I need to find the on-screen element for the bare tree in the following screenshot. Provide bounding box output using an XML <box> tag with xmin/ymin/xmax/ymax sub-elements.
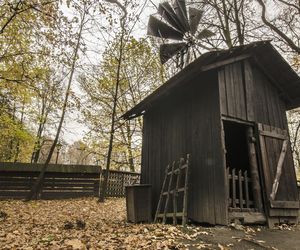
<box><xmin>256</xmin><ymin>0</ymin><xmax>300</xmax><ymax>54</ymax></box>
<box><xmin>99</xmin><ymin>0</ymin><xmax>127</xmax><ymax>202</ymax></box>
<box><xmin>26</xmin><ymin>3</ymin><xmax>87</xmax><ymax>200</ymax></box>
<box><xmin>192</xmin><ymin>0</ymin><xmax>259</xmax><ymax>49</ymax></box>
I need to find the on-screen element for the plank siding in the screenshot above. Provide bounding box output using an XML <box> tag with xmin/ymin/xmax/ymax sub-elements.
<box><xmin>244</xmin><ymin>61</ymin><xmax>255</xmax><ymax>121</ymax></box>
<box><xmin>258</xmin><ymin>124</ymin><xmax>299</xmax><ymax>220</ymax></box>
<box><xmin>218</xmin><ymin>59</ymin><xmax>298</xmax><ymax>221</ymax></box>
<box><xmin>252</xmin><ymin>67</ymin><xmax>287</xmax><ymax>129</ymax></box>
<box><xmin>218</xmin><ymin>60</ymin><xmax>287</xmax><ymax>129</ymax></box>
<box><xmin>140</xmin><ymin>57</ymin><xmax>298</xmax><ymax>226</ymax></box>
<box><xmin>141</xmin><ymin>72</ymin><xmax>227</xmax><ymax>225</ymax></box>
<box><xmin>219</xmin><ymin>62</ymin><xmax>247</xmax><ymax>120</ymax></box>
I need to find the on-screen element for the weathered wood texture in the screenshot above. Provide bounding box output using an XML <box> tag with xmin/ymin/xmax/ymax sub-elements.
<box><xmin>154</xmin><ymin>155</ymin><xmax>190</xmax><ymax>226</ymax></box>
<box><xmin>125</xmin><ymin>184</ymin><xmax>152</xmax><ymax>223</ymax></box>
<box><xmin>219</xmin><ymin>60</ymin><xmax>299</xmax><ymax>222</ymax></box>
<box><xmin>141</xmin><ymin>71</ymin><xmax>227</xmax><ymax>225</ymax></box>
<box><xmin>218</xmin><ymin>60</ymin><xmax>287</xmax><ymax>129</ymax></box>
<box><xmin>227</xmin><ymin>168</ymin><xmax>254</xmax><ymax>212</ymax></box>
<box><xmin>0</xmin><ymin>163</ymin><xmax>140</xmax><ymax>199</ymax></box>
<box><xmin>298</xmin><ymin>182</ymin><xmax>300</xmax><ymax>218</ymax></box>
<box><xmin>247</xmin><ymin>127</ymin><xmax>263</xmax><ymax>212</ymax></box>
<box><xmin>123</xmin><ymin>42</ymin><xmax>300</xmax><ymax>120</ymax></box>
<box><xmin>257</xmin><ymin>124</ymin><xmax>299</xmax><ymax>219</ymax></box>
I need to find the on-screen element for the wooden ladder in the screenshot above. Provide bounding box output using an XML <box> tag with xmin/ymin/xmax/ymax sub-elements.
<box><xmin>154</xmin><ymin>154</ymin><xmax>190</xmax><ymax>226</ymax></box>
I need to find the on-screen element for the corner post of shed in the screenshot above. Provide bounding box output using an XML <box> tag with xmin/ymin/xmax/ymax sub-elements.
<box><xmin>246</xmin><ymin>126</ymin><xmax>263</xmax><ymax>212</ymax></box>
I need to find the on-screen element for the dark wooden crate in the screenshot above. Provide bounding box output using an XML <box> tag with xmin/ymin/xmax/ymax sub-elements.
<box><xmin>125</xmin><ymin>184</ymin><xmax>152</xmax><ymax>223</ymax></box>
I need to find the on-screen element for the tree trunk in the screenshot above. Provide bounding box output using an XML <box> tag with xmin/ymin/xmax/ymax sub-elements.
<box><xmin>99</xmin><ymin>26</ymin><xmax>125</xmax><ymax>202</ymax></box>
<box><xmin>14</xmin><ymin>98</ymin><xmax>25</xmax><ymax>162</ymax></box>
<box><xmin>31</xmin><ymin>98</ymin><xmax>47</xmax><ymax>163</ymax></box>
<box><xmin>25</xmin><ymin>8</ymin><xmax>86</xmax><ymax>201</ymax></box>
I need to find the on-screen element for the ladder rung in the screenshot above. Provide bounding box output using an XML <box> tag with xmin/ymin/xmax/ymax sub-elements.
<box><xmin>156</xmin><ymin>212</ymin><xmax>184</xmax><ymax>218</ymax></box>
<box><xmin>167</xmin><ymin>164</ymin><xmax>188</xmax><ymax>175</ymax></box>
<box><xmin>162</xmin><ymin>188</ymin><xmax>185</xmax><ymax>195</ymax></box>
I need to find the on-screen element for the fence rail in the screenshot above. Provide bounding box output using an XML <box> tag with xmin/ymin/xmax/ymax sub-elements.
<box><xmin>0</xmin><ymin>162</ymin><xmax>140</xmax><ymax>200</ymax></box>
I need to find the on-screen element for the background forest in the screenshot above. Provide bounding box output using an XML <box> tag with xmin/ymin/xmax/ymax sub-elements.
<box><xmin>0</xmin><ymin>0</ymin><xmax>300</xmax><ymax>177</ymax></box>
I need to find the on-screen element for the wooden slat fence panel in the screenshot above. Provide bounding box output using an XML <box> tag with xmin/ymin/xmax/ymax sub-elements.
<box><xmin>0</xmin><ymin>163</ymin><xmax>140</xmax><ymax>200</ymax></box>
<box><xmin>102</xmin><ymin>170</ymin><xmax>140</xmax><ymax>197</ymax></box>
<box><xmin>227</xmin><ymin>168</ymin><xmax>255</xmax><ymax>212</ymax></box>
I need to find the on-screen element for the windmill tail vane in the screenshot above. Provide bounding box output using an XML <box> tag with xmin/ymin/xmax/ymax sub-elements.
<box><xmin>147</xmin><ymin>0</ymin><xmax>214</xmax><ymax>69</ymax></box>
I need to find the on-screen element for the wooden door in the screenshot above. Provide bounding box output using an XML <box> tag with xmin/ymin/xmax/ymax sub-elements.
<box><xmin>257</xmin><ymin>124</ymin><xmax>299</xmax><ymax>224</ymax></box>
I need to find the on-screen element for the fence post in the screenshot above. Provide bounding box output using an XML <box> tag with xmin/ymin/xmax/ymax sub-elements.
<box><xmin>98</xmin><ymin>167</ymin><xmax>103</xmax><ymax>198</ymax></box>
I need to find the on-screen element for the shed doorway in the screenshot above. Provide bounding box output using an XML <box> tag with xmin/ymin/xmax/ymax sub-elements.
<box><xmin>223</xmin><ymin>120</ymin><xmax>256</xmax><ymax>212</ymax></box>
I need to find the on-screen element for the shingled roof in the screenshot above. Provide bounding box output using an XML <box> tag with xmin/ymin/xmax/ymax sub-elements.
<box><xmin>122</xmin><ymin>41</ymin><xmax>300</xmax><ymax>120</ymax></box>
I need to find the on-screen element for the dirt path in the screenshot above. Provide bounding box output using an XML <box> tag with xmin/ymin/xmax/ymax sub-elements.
<box><xmin>180</xmin><ymin>225</ymin><xmax>300</xmax><ymax>249</ymax></box>
<box><xmin>0</xmin><ymin>198</ymin><xmax>299</xmax><ymax>249</ymax></box>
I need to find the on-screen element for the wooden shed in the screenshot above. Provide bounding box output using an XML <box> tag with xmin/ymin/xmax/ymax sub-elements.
<box><xmin>123</xmin><ymin>41</ymin><xmax>300</xmax><ymax>226</ymax></box>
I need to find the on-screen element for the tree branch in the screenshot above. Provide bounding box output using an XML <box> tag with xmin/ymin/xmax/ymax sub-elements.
<box><xmin>0</xmin><ymin>0</ymin><xmax>58</xmax><ymax>34</ymax></box>
<box><xmin>275</xmin><ymin>0</ymin><xmax>300</xmax><ymax>13</ymax></box>
<box><xmin>104</xmin><ymin>0</ymin><xmax>127</xmax><ymax>21</ymax></box>
<box><xmin>256</xmin><ymin>0</ymin><xmax>300</xmax><ymax>54</ymax></box>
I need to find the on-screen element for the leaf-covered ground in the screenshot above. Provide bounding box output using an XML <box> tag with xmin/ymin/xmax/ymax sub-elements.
<box><xmin>0</xmin><ymin>198</ymin><xmax>299</xmax><ymax>249</ymax></box>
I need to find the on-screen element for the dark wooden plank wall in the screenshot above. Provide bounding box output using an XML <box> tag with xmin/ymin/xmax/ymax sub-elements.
<box><xmin>141</xmin><ymin>71</ymin><xmax>227</xmax><ymax>225</ymax></box>
<box><xmin>218</xmin><ymin>62</ymin><xmax>295</xmax><ymax>145</ymax></box>
<box><xmin>252</xmin><ymin>65</ymin><xmax>287</xmax><ymax>130</ymax></box>
<box><xmin>218</xmin><ymin>60</ymin><xmax>299</xmax><ymax>217</ymax></box>
<box><xmin>219</xmin><ymin>62</ymin><xmax>249</xmax><ymax>121</ymax></box>
<box><xmin>218</xmin><ymin>60</ymin><xmax>287</xmax><ymax>129</ymax></box>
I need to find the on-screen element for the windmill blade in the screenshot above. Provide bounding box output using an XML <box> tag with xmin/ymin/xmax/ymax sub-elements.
<box><xmin>197</xmin><ymin>29</ymin><xmax>215</xmax><ymax>40</ymax></box>
<box><xmin>189</xmin><ymin>7</ymin><xmax>203</xmax><ymax>35</ymax></box>
<box><xmin>147</xmin><ymin>15</ymin><xmax>184</xmax><ymax>40</ymax></box>
<box><xmin>158</xmin><ymin>2</ymin><xmax>186</xmax><ymax>33</ymax></box>
<box><xmin>173</xmin><ymin>0</ymin><xmax>190</xmax><ymax>32</ymax></box>
<box><xmin>160</xmin><ymin>42</ymin><xmax>186</xmax><ymax>64</ymax></box>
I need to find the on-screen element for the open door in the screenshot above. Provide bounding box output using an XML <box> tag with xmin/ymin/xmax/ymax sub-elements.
<box><xmin>223</xmin><ymin>120</ymin><xmax>265</xmax><ymax>224</ymax></box>
<box><xmin>257</xmin><ymin>123</ymin><xmax>299</xmax><ymax>226</ymax></box>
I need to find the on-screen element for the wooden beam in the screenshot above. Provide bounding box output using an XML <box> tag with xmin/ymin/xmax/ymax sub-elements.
<box><xmin>221</xmin><ymin>116</ymin><xmax>253</xmax><ymax>126</ymax></box>
<box><xmin>259</xmin><ymin>130</ymin><xmax>288</xmax><ymax>140</ymax></box>
<box><xmin>244</xmin><ymin>170</ymin><xmax>250</xmax><ymax>208</ymax></box>
<box><xmin>270</xmin><ymin>200</ymin><xmax>300</xmax><ymax>209</ymax></box>
<box><xmin>238</xmin><ymin>170</ymin><xmax>244</xmax><ymax>209</ymax></box>
<box><xmin>232</xmin><ymin>168</ymin><xmax>236</xmax><ymax>208</ymax></box>
<box><xmin>270</xmin><ymin>140</ymin><xmax>288</xmax><ymax>200</ymax></box>
<box><xmin>229</xmin><ymin>211</ymin><xmax>266</xmax><ymax>224</ymax></box>
<box><xmin>246</xmin><ymin>127</ymin><xmax>264</xmax><ymax>212</ymax></box>
<box><xmin>201</xmin><ymin>54</ymin><xmax>251</xmax><ymax>72</ymax></box>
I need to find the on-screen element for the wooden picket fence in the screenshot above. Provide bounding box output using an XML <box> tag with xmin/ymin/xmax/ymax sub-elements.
<box><xmin>0</xmin><ymin>162</ymin><xmax>140</xmax><ymax>200</ymax></box>
<box><xmin>227</xmin><ymin>168</ymin><xmax>255</xmax><ymax>211</ymax></box>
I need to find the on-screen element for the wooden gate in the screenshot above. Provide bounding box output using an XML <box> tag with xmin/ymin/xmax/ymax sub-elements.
<box><xmin>257</xmin><ymin>124</ymin><xmax>299</xmax><ymax>226</ymax></box>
